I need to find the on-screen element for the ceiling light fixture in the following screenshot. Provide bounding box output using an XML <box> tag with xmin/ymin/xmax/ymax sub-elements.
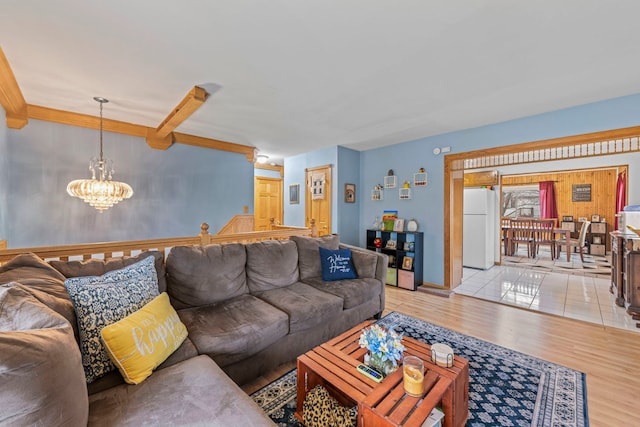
<box><xmin>67</xmin><ymin>97</ymin><xmax>133</xmax><ymax>212</ymax></box>
<box><xmin>256</xmin><ymin>154</ymin><xmax>269</xmax><ymax>164</ymax></box>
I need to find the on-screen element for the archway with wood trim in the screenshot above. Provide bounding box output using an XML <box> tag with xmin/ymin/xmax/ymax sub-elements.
<box><xmin>444</xmin><ymin>125</ymin><xmax>640</xmax><ymax>290</ymax></box>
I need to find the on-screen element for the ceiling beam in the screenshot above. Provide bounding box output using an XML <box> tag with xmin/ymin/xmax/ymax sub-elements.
<box><xmin>27</xmin><ymin>104</ymin><xmax>257</xmax><ymax>161</ymax></box>
<box><xmin>146</xmin><ymin>85</ymin><xmax>208</xmax><ymax>150</ymax></box>
<box><xmin>0</xmin><ymin>47</ymin><xmax>28</xmax><ymax>129</ymax></box>
<box><xmin>174</xmin><ymin>131</ymin><xmax>257</xmax><ymax>162</ymax></box>
<box><xmin>28</xmin><ymin>104</ymin><xmax>148</xmax><ymax>137</ymax></box>
<box><xmin>3</xmin><ymin>47</ymin><xmax>252</xmax><ymax>159</ymax></box>
<box><xmin>156</xmin><ymin>86</ymin><xmax>208</xmax><ymax>139</ymax></box>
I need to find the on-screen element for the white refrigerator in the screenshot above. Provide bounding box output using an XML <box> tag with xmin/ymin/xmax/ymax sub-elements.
<box><xmin>463</xmin><ymin>188</ymin><xmax>496</xmax><ymax>269</ymax></box>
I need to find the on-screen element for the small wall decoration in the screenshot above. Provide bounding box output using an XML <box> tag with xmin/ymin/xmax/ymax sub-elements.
<box><xmin>289</xmin><ymin>184</ymin><xmax>300</xmax><ymax>204</ymax></box>
<box><xmin>562</xmin><ymin>215</ymin><xmax>574</xmax><ymax>222</ymax></box>
<box><xmin>384</xmin><ymin>175</ymin><xmax>397</xmax><ymax>189</ymax></box>
<box><xmin>402</xmin><ymin>256</ymin><xmax>413</xmax><ymax>271</ymax></box>
<box><xmin>572</xmin><ymin>184</ymin><xmax>592</xmax><ymax>202</ymax></box>
<box><xmin>310</xmin><ymin>172</ymin><xmax>325</xmax><ymax>200</ymax></box>
<box><xmin>393</xmin><ymin>218</ymin><xmax>405</xmax><ymax>232</ymax></box>
<box><xmin>591</xmin><ymin>214</ymin><xmax>600</xmax><ymax>222</ymax></box>
<box><xmin>344</xmin><ymin>183</ymin><xmax>356</xmax><ymax>203</ymax></box>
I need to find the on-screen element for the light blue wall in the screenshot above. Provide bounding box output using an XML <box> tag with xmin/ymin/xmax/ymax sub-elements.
<box><xmin>0</xmin><ymin>109</ymin><xmax>7</xmax><ymax>241</ymax></box>
<box><xmin>359</xmin><ymin>93</ymin><xmax>640</xmax><ymax>286</ymax></box>
<box><xmin>360</xmin><ymin>141</ymin><xmax>445</xmax><ymax>284</ymax></box>
<box><xmin>337</xmin><ymin>146</ymin><xmax>361</xmax><ymax>245</ymax></box>
<box><xmin>283</xmin><ymin>146</ymin><xmax>338</xmax><ymax>229</ymax></box>
<box><xmin>5</xmin><ymin>119</ymin><xmax>254</xmax><ymax>247</ymax></box>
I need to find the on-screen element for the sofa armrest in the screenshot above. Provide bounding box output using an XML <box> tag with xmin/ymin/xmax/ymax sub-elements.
<box><xmin>339</xmin><ymin>243</ymin><xmax>387</xmax><ymax>312</ymax></box>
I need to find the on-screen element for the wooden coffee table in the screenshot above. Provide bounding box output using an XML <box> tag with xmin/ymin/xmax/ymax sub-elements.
<box><xmin>295</xmin><ymin>321</ymin><xmax>469</xmax><ymax>427</ymax></box>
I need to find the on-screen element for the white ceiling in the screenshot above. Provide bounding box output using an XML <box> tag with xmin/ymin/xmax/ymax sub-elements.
<box><xmin>3</xmin><ymin>1</ymin><xmax>640</xmax><ymax>162</ymax></box>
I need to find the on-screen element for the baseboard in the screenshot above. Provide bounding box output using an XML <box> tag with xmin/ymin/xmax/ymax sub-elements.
<box><xmin>416</xmin><ymin>285</ymin><xmax>453</xmax><ymax>298</ymax></box>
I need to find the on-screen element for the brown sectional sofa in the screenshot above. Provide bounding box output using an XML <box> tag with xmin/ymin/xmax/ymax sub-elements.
<box><xmin>0</xmin><ymin>235</ymin><xmax>387</xmax><ymax>425</ymax></box>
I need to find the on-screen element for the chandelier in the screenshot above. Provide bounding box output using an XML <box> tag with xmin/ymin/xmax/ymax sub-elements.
<box><xmin>67</xmin><ymin>97</ymin><xmax>133</xmax><ymax>212</ymax></box>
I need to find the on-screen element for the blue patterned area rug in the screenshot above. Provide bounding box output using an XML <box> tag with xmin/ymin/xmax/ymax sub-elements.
<box><xmin>251</xmin><ymin>311</ymin><xmax>588</xmax><ymax>427</ymax></box>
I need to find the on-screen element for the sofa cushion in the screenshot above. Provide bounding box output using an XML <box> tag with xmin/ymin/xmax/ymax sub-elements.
<box><xmin>101</xmin><ymin>292</ymin><xmax>189</xmax><ymax>384</ymax></box>
<box><xmin>246</xmin><ymin>240</ymin><xmax>299</xmax><ymax>292</ymax></box>
<box><xmin>64</xmin><ymin>255</ymin><xmax>160</xmax><ymax>383</ymax></box>
<box><xmin>303</xmin><ymin>276</ymin><xmax>383</xmax><ymax>309</ymax></box>
<box><xmin>86</xmin><ymin>337</ymin><xmax>199</xmax><ymax>396</ymax></box>
<box><xmin>88</xmin><ymin>355</ymin><xmax>276</xmax><ymax>426</ymax></box>
<box><xmin>290</xmin><ymin>235</ymin><xmax>340</xmax><ymax>280</ymax></box>
<box><xmin>0</xmin><ymin>283</ymin><xmax>88</xmax><ymax>426</ymax></box>
<box><xmin>0</xmin><ymin>252</ymin><xmax>76</xmax><ymax>329</ymax></box>
<box><xmin>50</xmin><ymin>250</ymin><xmax>167</xmax><ymax>293</ymax></box>
<box><xmin>253</xmin><ymin>282</ymin><xmax>344</xmax><ymax>333</ymax></box>
<box><xmin>349</xmin><ymin>248</ymin><xmax>378</xmax><ymax>279</ymax></box>
<box><xmin>166</xmin><ymin>243</ymin><xmax>248</xmax><ymax>309</ymax></box>
<box><xmin>178</xmin><ymin>294</ymin><xmax>289</xmax><ymax>367</ymax></box>
<box><xmin>319</xmin><ymin>247</ymin><xmax>357</xmax><ymax>281</ymax></box>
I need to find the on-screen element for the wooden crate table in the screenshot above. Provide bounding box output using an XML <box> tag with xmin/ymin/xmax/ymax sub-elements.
<box><xmin>295</xmin><ymin>321</ymin><xmax>469</xmax><ymax>427</ymax></box>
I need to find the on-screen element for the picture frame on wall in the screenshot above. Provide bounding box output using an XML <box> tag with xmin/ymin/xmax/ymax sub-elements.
<box><xmin>344</xmin><ymin>183</ymin><xmax>356</xmax><ymax>203</ymax></box>
<box><xmin>289</xmin><ymin>184</ymin><xmax>299</xmax><ymax>204</ymax></box>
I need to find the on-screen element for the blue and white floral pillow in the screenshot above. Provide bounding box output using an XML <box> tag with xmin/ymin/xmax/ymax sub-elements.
<box><xmin>64</xmin><ymin>255</ymin><xmax>159</xmax><ymax>383</ymax></box>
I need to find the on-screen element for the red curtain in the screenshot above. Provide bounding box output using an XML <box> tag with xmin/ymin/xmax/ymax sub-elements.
<box><xmin>539</xmin><ymin>181</ymin><xmax>558</xmax><ymax>219</ymax></box>
<box><xmin>615</xmin><ymin>171</ymin><xmax>627</xmax><ymax>230</ymax></box>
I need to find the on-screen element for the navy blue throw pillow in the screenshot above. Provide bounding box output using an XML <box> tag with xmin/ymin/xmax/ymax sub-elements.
<box><xmin>319</xmin><ymin>247</ymin><xmax>357</xmax><ymax>281</ymax></box>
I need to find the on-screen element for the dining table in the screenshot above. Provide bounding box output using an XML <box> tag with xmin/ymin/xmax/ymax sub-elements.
<box><xmin>502</xmin><ymin>225</ymin><xmax>572</xmax><ymax>262</ymax></box>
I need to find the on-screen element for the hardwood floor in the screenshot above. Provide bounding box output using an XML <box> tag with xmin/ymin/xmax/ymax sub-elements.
<box><xmin>243</xmin><ymin>286</ymin><xmax>640</xmax><ymax>426</ymax></box>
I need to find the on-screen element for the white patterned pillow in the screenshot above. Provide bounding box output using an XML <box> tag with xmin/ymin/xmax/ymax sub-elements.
<box><xmin>64</xmin><ymin>255</ymin><xmax>159</xmax><ymax>383</ymax></box>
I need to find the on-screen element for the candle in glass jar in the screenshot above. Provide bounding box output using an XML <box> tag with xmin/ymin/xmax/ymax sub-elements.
<box><xmin>403</xmin><ymin>356</ymin><xmax>424</xmax><ymax>397</ymax></box>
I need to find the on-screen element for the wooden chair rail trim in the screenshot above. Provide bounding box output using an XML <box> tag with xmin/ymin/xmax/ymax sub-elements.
<box><xmin>0</xmin><ymin>223</ymin><xmax>313</xmax><ymax>264</ymax></box>
<box><xmin>205</xmin><ymin>227</ymin><xmax>312</xmax><ymax>244</ymax></box>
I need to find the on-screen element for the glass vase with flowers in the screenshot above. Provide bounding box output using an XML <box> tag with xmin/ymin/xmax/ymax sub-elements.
<box><xmin>358</xmin><ymin>324</ymin><xmax>405</xmax><ymax>376</ymax></box>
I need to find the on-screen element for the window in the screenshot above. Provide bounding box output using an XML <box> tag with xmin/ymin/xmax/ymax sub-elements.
<box><xmin>502</xmin><ymin>185</ymin><xmax>539</xmax><ymax>218</ymax></box>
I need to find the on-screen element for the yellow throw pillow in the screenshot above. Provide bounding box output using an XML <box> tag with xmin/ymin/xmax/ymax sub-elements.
<box><xmin>100</xmin><ymin>292</ymin><xmax>188</xmax><ymax>384</ymax></box>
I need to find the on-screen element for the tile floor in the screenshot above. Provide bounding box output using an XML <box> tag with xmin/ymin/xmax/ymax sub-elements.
<box><xmin>456</xmin><ymin>258</ymin><xmax>639</xmax><ymax>333</ymax></box>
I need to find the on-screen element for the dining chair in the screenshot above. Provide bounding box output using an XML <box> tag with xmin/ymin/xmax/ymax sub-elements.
<box><xmin>531</xmin><ymin>218</ymin><xmax>556</xmax><ymax>259</ymax></box>
<box><xmin>501</xmin><ymin>217</ymin><xmax>512</xmax><ymax>255</ymax></box>
<box><xmin>556</xmin><ymin>220</ymin><xmax>591</xmax><ymax>262</ymax></box>
<box><xmin>509</xmin><ymin>218</ymin><xmax>534</xmax><ymax>257</ymax></box>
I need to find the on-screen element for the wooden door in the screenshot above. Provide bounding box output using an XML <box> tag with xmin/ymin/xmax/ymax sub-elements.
<box><xmin>254</xmin><ymin>176</ymin><xmax>283</xmax><ymax>231</ymax></box>
<box><xmin>305</xmin><ymin>165</ymin><xmax>332</xmax><ymax>236</ymax></box>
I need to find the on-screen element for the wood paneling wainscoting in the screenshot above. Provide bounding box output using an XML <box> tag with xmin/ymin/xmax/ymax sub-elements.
<box><xmin>501</xmin><ymin>166</ymin><xmax>625</xmax><ymax>227</ymax></box>
<box><xmin>501</xmin><ymin>165</ymin><xmax>626</xmax><ymax>252</ymax></box>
